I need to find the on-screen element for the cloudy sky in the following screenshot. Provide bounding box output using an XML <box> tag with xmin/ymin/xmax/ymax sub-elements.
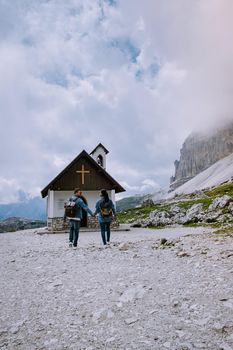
<box><xmin>0</xmin><ymin>0</ymin><xmax>233</xmax><ymax>203</ymax></box>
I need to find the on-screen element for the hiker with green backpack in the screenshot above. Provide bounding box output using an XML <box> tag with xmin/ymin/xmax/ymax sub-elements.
<box><xmin>94</xmin><ymin>189</ymin><xmax>116</xmax><ymax>247</ymax></box>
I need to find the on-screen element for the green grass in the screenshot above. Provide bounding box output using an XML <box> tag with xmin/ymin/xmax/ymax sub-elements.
<box><xmin>212</xmin><ymin>226</ymin><xmax>233</xmax><ymax>235</ymax></box>
<box><xmin>178</xmin><ymin>198</ymin><xmax>213</xmax><ymax>210</ymax></box>
<box><xmin>204</xmin><ymin>180</ymin><xmax>233</xmax><ymax>198</ymax></box>
<box><xmin>183</xmin><ymin>222</ymin><xmax>204</xmax><ymax>228</ymax></box>
<box><xmin>183</xmin><ymin>222</ymin><xmax>222</xmax><ymax>228</ymax></box>
<box><xmin>117</xmin><ymin>205</ymin><xmax>155</xmax><ymax>223</ymax></box>
<box><xmin>117</xmin><ymin>208</ymin><xmax>140</xmax><ymax>223</ymax></box>
<box><xmin>147</xmin><ymin>224</ymin><xmax>166</xmax><ymax>229</ymax></box>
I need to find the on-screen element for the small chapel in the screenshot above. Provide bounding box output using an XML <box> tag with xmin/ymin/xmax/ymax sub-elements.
<box><xmin>41</xmin><ymin>144</ymin><xmax>125</xmax><ymax>232</ymax></box>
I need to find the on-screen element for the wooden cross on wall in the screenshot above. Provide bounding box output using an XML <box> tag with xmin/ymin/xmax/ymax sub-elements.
<box><xmin>76</xmin><ymin>165</ymin><xmax>90</xmax><ymax>185</ymax></box>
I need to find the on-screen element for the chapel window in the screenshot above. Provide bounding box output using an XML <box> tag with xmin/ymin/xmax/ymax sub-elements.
<box><xmin>97</xmin><ymin>154</ymin><xmax>103</xmax><ymax>167</ymax></box>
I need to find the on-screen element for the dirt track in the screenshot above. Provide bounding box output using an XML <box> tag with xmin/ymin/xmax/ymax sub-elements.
<box><xmin>0</xmin><ymin>227</ymin><xmax>233</xmax><ymax>350</ymax></box>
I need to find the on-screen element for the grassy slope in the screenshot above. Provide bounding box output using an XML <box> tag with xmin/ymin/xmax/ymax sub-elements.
<box><xmin>204</xmin><ymin>181</ymin><xmax>233</xmax><ymax>197</ymax></box>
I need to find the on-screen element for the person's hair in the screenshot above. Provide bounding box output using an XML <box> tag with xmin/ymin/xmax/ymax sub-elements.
<box><xmin>100</xmin><ymin>189</ymin><xmax>109</xmax><ymax>203</ymax></box>
<box><xmin>74</xmin><ymin>188</ymin><xmax>81</xmax><ymax>194</ymax></box>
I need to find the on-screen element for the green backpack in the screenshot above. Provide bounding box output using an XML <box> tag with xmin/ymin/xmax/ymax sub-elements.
<box><xmin>100</xmin><ymin>201</ymin><xmax>112</xmax><ymax>217</ymax></box>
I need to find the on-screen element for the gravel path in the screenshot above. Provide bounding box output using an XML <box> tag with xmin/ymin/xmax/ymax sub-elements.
<box><xmin>0</xmin><ymin>227</ymin><xmax>233</xmax><ymax>350</ymax></box>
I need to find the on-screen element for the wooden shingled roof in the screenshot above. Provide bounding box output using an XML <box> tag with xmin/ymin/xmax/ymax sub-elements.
<box><xmin>41</xmin><ymin>150</ymin><xmax>125</xmax><ymax>198</ymax></box>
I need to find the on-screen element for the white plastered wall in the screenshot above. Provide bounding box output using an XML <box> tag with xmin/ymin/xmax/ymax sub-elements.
<box><xmin>47</xmin><ymin>190</ymin><xmax>115</xmax><ymax>218</ymax></box>
<box><xmin>47</xmin><ymin>190</ymin><xmax>54</xmax><ymax>217</ymax></box>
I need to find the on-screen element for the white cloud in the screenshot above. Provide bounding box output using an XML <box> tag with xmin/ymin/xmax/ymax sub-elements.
<box><xmin>0</xmin><ymin>0</ymin><xmax>233</xmax><ymax>203</ymax></box>
<box><xmin>119</xmin><ymin>178</ymin><xmax>160</xmax><ymax>197</ymax></box>
<box><xmin>136</xmin><ymin>17</ymin><xmax>145</xmax><ymax>32</ymax></box>
<box><xmin>140</xmin><ymin>179</ymin><xmax>160</xmax><ymax>193</ymax></box>
<box><xmin>0</xmin><ymin>178</ymin><xmax>21</xmax><ymax>204</ymax></box>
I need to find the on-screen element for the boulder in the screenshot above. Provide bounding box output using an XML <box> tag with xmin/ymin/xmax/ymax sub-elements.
<box><xmin>184</xmin><ymin>203</ymin><xmax>203</xmax><ymax>222</ymax></box>
<box><xmin>229</xmin><ymin>202</ymin><xmax>233</xmax><ymax>213</ymax></box>
<box><xmin>160</xmin><ymin>238</ymin><xmax>168</xmax><ymax>245</ymax></box>
<box><xmin>119</xmin><ymin>243</ymin><xmax>130</xmax><ymax>251</ymax></box>
<box><xmin>130</xmin><ymin>220</ymin><xmax>142</xmax><ymax>228</ymax></box>
<box><xmin>141</xmin><ymin>219</ymin><xmax>153</xmax><ymax>228</ymax></box>
<box><xmin>170</xmin><ymin>205</ymin><xmax>183</xmax><ymax>215</ymax></box>
<box><xmin>209</xmin><ymin>195</ymin><xmax>231</xmax><ymax>210</ymax></box>
<box><xmin>217</xmin><ymin>213</ymin><xmax>233</xmax><ymax>223</ymax></box>
<box><xmin>205</xmin><ymin>211</ymin><xmax>222</xmax><ymax>223</ymax></box>
<box><xmin>151</xmin><ymin>211</ymin><xmax>172</xmax><ymax>226</ymax></box>
<box><xmin>149</xmin><ymin>210</ymin><xmax>159</xmax><ymax>219</ymax></box>
<box><xmin>119</xmin><ymin>285</ymin><xmax>145</xmax><ymax>303</ymax></box>
<box><xmin>177</xmin><ymin>251</ymin><xmax>190</xmax><ymax>257</ymax></box>
<box><xmin>173</xmin><ymin>212</ymin><xmax>186</xmax><ymax>224</ymax></box>
<box><xmin>124</xmin><ymin>317</ymin><xmax>139</xmax><ymax>325</ymax></box>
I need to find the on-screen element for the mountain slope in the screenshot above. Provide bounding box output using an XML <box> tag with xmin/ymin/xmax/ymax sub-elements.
<box><xmin>116</xmin><ymin>189</ymin><xmax>168</xmax><ymax>212</ymax></box>
<box><xmin>0</xmin><ymin>196</ymin><xmax>46</xmax><ymax>220</ymax></box>
<box><xmin>167</xmin><ymin>152</ymin><xmax>233</xmax><ymax>197</ymax></box>
<box><xmin>116</xmin><ymin>194</ymin><xmax>151</xmax><ymax>212</ymax></box>
<box><xmin>170</xmin><ymin>122</ymin><xmax>233</xmax><ymax>190</ymax></box>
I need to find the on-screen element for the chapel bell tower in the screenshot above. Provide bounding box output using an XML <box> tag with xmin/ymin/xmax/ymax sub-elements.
<box><xmin>90</xmin><ymin>143</ymin><xmax>109</xmax><ymax>170</ymax></box>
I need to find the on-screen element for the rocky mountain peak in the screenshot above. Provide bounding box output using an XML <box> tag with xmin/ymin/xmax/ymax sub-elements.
<box><xmin>170</xmin><ymin>122</ymin><xmax>233</xmax><ymax>190</ymax></box>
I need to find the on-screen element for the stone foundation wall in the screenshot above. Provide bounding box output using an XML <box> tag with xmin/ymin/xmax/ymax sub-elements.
<box><xmin>88</xmin><ymin>216</ymin><xmax>99</xmax><ymax>229</ymax></box>
<box><xmin>47</xmin><ymin>217</ymin><xmax>68</xmax><ymax>232</ymax></box>
<box><xmin>47</xmin><ymin>216</ymin><xmax>119</xmax><ymax>232</ymax></box>
<box><xmin>87</xmin><ymin>216</ymin><xmax>119</xmax><ymax>229</ymax></box>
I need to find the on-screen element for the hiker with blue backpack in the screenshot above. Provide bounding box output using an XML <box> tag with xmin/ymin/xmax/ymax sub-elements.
<box><xmin>64</xmin><ymin>188</ymin><xmax>94</xmax><ymax>249</ymax></box>
<box><xmin>94</xmin><ymin>189</ymin><xmax>116</xmax><ymax>247</ymax></box>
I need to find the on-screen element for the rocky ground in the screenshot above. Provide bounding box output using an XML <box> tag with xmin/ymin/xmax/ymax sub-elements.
<box><xmin>1</xmin><ymin>227</ymin><xmax>233</xmax><ymax>350</ymax></box>
<box><xmin>132</xmin><ymin>194</ymin><xmax>233</xmax><ymax>228</ymax></box>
